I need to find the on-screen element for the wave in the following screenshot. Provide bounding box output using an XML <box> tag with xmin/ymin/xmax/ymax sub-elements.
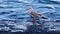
<box><xmin>33</xmin><ymin>0</ymin><xmax>60</xmax><ymax>4</ymax></box>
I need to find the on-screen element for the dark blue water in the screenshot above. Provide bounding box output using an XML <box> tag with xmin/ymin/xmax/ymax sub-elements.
<box><xmin>0</xmin><ymin>0</ymin><xmax>60</xmax><ymax>34</ymax></box>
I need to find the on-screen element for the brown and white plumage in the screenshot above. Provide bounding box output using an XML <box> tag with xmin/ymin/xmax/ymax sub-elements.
<box><xmin>27</xmin><ymin>7</ymin><xmax>42</xmax><ymax>18</ymax></box>
<box><xmin>27</xmin><ymin>7</ymin><xmax>48</xmax><ymax>25</ymax></box>
<box><xmin>27</xmin><ymin>7</ymin><xmax>48</xmax><ymax>19</ymax></box>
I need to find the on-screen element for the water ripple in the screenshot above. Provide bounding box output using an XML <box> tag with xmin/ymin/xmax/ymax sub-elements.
<box><xmin>0</xmin><ymin>0</ymin><xmax>60</xmax><ymax>33</ymax></box>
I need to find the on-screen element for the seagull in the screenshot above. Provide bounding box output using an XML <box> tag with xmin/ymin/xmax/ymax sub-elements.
<box><xmin>27</xmin><ymin>7</ymin><xmax>48</xmax><ymax>24</ymax></box>
<box><xmin>27</xmin><ymin>7</ymin><xmax>48</xmax><ymax>25</ymax></box>
<box><xmin>27</xmin><ymin>7</ymin><xmax>48</xmax><ymax>19</ymax></box>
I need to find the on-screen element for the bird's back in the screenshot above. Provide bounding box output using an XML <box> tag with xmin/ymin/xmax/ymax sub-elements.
<box><xmin>28</xmin><ymin>7</ymin><xmax>42</xmax><ymax>18</ymax></box>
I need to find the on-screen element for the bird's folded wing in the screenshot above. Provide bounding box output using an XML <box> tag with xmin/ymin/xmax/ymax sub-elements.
<box><xmin>29</xmin><ymin>11</ymin><xmax>41</xmax><ymax>18</ymax></box>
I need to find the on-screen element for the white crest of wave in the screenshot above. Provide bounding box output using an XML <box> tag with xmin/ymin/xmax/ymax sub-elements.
<box><xmin>51</xmin><ymin>0</ymin><xmax>60</xmax><ymax>2</ymax></box>
<box><xmin>18</xmin><ymin>0</ymin><xmax>34</xmax><ymax>3</ymax></box>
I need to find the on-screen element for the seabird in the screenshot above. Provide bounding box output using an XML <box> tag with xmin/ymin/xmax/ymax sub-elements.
<box><xmin>27</xmin><ymin>7</ymin><xmax>48</xmax><ymax>25</ymax></box>
<box><xmin>27</xmin><ymin>7</ymin><xmax>48</xmax><ymax>19</ymax></box>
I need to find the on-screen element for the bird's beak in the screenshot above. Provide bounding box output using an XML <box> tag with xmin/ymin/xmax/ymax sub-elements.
<box><xmin>26</xmin><ymin>7</ymin><xmax>33</xmax><ymax>10</ymax></box>
<box><xmin>26</xmin><ymin>8</ymin><xmax>30</xmax><ymax>10</ymax></box>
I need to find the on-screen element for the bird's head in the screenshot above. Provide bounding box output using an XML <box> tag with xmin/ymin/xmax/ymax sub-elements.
<box><xmin>26</xmin><ymin>7</ymin><xmax>34</xmax><ymax>11</ymax></box>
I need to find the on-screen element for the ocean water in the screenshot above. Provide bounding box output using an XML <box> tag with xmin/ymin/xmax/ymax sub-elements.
<box><xmin>0</xmin><ymin>0</ymin><xmax>60</xmax><ymax>34</ymax></box>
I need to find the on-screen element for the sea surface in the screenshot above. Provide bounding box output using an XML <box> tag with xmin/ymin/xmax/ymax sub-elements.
<box><xmin>0</xmin><ymin>0</ymin><xmax>60</xmax><ymax>34</ymax></box>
